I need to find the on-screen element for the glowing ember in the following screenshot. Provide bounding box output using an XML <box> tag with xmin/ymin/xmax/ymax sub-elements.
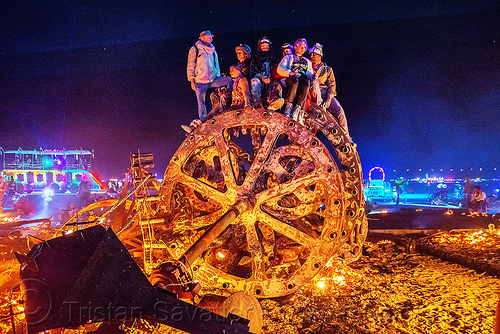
<box><xmin>381</xmin><ymin>209</ymin><xmax>388</xmax><ymax>214</ymax></box>
<box><xmin>433</xmin><ymin>230</ymin><xmax>500</xmax><ymax>250</ymax></box>
<box><xmin>444</xmin><ymin>210</ymin><xmax>453</xmax><ymax>215</ymax></box>
<box><xmin>311</xmin><ymin>266</ymin><xmax>363</xmax><ymax>292</ymax></box>
<box><xmin>215</xmin><ymin>249</ymin><xmax>227</xmax><ymax>260</ymax></box>
<box><xmin>0</xmin><ymin>215</ymin><xmax>21</xmax><ymax>224</ymax></box>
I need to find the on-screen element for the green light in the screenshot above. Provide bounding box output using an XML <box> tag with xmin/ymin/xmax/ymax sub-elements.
<box><xmin>42</xmin><ymin>157</ymin><xmax>53</xmax><ymax>168</ymax></box>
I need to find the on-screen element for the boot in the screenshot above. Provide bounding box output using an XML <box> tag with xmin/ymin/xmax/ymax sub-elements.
<box><xmin>291</xmin><ymin>105</ymin><xmax>302</xmax><ymax>122</ymax></box>
<box><xmin>267</xmin><ymin>98</ymin><xmax>284</xmax><ymax>111</ymax></box>
<box><xmin>284</xmin><ymin>102</ymin><xmax>294</xmax><ymax>117</ymax></box>
<box><xmin>297</xmin><ymin>108</ymin><xmax>305</xmax><ymax>125</ymax></box>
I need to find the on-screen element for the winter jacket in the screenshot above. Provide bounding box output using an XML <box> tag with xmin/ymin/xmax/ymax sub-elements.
<box><xmin>277</xmin><ymin>54</ymin><xmax>314</xmax><ymax>80</ymax></box>
<box><xmin>251</xmin><ymin>52</ymin><xmax>276</xmax><ymax>80</ymax></box>
<box><xmin>313</xmin><ymin>62</ymin><xmax>336</xmax><ymax>98</ymax></box>
<box><xmin>187</xmin><ymin>41</ymin><xmax>221</xmax><ymax>84</ymax></box>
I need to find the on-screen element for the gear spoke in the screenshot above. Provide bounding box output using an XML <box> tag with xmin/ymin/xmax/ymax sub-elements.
<box><xmin>256</xmin><ymin>210</ymin><xmax>316</xmax><ymax>249</ymax></box>
<box><xmin>255</xmin><ymin>171</ymin><xmax>321</xmax><ymax>206</ymax></box>
<box><xmin>175</xmin><ymin>171</ymin><xmax>231</xmax><ymax>206</ymax></box>
<box><xmin>240</xmin><ymin>127</ymin><xmax>278</xmax><ymax>184</ymax></box>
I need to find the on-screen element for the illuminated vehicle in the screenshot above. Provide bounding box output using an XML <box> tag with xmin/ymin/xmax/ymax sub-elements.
<box><xmin>0</xmin><ymin>148</ymin><xmax>106</xmax><ymax>194</ymax></box>
<box><xmin>364</xmin><ymin>166</ymin><xmax>394</xmax><ymax>202</ymax></box>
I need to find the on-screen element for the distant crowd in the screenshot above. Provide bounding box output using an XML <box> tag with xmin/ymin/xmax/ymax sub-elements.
<box><xmin>185</xmin><ymin>31</ymin><xmax>349</xmax><ymax>134</ymax></box>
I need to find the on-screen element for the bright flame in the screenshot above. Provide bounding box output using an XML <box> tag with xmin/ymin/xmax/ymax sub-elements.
<box><xmin>444</xmin><ymin>210</ymin><xmax>453</xmax><ymax>215</ymax></box>
<box><xmin>216</xmin><ymin>249</ymin><xmax>227</xmax><ymax>260</ymax></box>
<box><xmin>381</xmin><ymin>209</ymin><xmax>388</xmax><ymax>214</ymax></box>
<box><xmin>317</xmin><ymin>280</ymin><xmax>325</xmax><ymax>288</ymax></box>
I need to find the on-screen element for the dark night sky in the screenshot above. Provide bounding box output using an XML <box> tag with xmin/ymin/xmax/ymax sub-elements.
<box><xmin>1</xmin><ymin>1</ymin><xmax>499</xmax><ymax>179</ymax></box>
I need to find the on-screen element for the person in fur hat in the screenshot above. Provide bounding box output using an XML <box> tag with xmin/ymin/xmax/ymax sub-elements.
<box><xmin>310</xmin><ymin>42</ymin><xmax>350</xmax><ymax>134</ymax></box>
<box><xmin>187</xmin><ymin>30</ymin><xmax>232</xmax><ymax>122</ymax></box>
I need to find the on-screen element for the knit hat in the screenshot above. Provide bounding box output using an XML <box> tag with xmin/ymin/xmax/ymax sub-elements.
<box><xmin>281</xmin><ymin>43</ymin><xmax>293</xmax><ymax>51</ymax></box>
<box><xmin>259</xmin><ymin>36</ymin><xmax>271</xmax><ymax>45</ymax></box>
<box><xmin>235</xmin><ymin>44</ymin><xmax>251</xmax><ymax>57</ymax></box>
<box><xmin>230</xmin><ymin>63</ymin><xmax>243</xmax><ymax>73</ymax></box>
<box><xmin>310</xmin><ymin>43</ymin><xmax>323</xmax><ymax>57</ymax></box>
<box><xmin>200</xmin><ymin>30</ymin><xmax>213</xmax><ymax>38</ymax></box>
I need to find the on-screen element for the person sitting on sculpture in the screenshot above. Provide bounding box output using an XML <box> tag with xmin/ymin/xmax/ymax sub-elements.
<box><xmin>208</xmin><ymin>64</ymin><xmax>251</xmax><ymax>117</ymax></box>
<box><xmin>209</xmin><ymin>43</ymin><xmax>252</xmax><ymax>115</ymax></box>
<box><xmin>277</xmin><ymin>38</ymin><xmax>314</xmax><ymax>124</ymax></box>
<box><xmin>309</xmin><ymin>42</ymin><xmax>350</xmax><ymax>134</ymax></box>
<box><xmin>250</xmin><ymin>36</ymin><xmax>284</xmax><ymax>111</ymax></box>
<box><xmin>235</xmin><ymin>43</ymin><xmax>252</xmax><ymax>81</ymax></box>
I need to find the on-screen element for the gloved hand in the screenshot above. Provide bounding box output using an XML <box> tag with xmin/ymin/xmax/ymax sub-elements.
<box><xmin>190</xmin><ymin>79</ymin><xmax>197</xmax><ymax>91</ymax></box>
<box><xmin>320</xmin><ymin>97</ymin><xmax>332</xmax><ymax>109</ymax></box>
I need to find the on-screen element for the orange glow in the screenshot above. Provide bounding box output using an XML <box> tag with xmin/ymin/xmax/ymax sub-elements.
<box><xmin>312</xmin><ymin>267</ymin><xmax>363</xmax><ymax>292</ymax></box>
<box><xmin>444</xmin><ymin>210</ymin><xmax>453</xmax><ymax>215</ymax></box>
<box><xmin>433</xmin><ymin>230</ymin><xmax>499</xmax><ymax>250</ymax></box>
<box><xmin>0</xmin><ymin>215</ymin><xmax>21</xmax><ymax>224</ymax></box>
<box><xmin>381</xmin><ymin>209</ymin><xmax>388</xmax><ymax>214</ymax></box>
<box><xmin>216</xmin><ymin>249</ymin><xmax>227</xmax><ymax>260</ymax></box>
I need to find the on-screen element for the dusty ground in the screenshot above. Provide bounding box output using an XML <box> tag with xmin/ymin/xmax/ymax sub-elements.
<box><xmin>1</xmin><ymin>233</ymin><xmax>499</xmax><ymax>333</ymax></box>
<box><xmin>260</xmin><ymin>239</ymin><xmax>499</xmax><ymax>333</ymax></box>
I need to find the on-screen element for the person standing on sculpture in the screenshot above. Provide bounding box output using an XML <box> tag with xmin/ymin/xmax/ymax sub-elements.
<box><xmin>187</xmin><ymin>30</ymin><xmax>232</xmax><ymax>121</ymax></box>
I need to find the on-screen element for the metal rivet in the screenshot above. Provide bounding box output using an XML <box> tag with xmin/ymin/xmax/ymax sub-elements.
<box><xmin>349</xmin><ymin>168</ymin><xmax>356</xmax><ymax>173</ymax></box>
<box><xmin>352</xmin><ymin>190</ymin><xmax>357</xmax><ymax>195</ymax></box>
<box><xmin>311</xmin><ymin>140</ymin><xmax>318</xmax><ymax>146</ymax></box>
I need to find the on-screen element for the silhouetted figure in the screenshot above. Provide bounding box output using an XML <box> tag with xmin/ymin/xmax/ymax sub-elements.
<box><xmin>470</xmin><ymin>185</ymin><xmax>486</xmax><ymax>213</ymax></box>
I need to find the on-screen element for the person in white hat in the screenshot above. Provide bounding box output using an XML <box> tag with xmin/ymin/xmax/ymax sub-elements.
<box><xmin>187</xmin><ymin>30</ymin><xmax>232</xmax><ymax>121</ymax></box>
<box><xmin>277</xmin><ymin>38</ymin><xmax>314</xmax><ymax>124</ymax></box>
<box><xmin>310</xmin><ymin>42</ymin><xmax>350</xmax><ymax>135</ymax></box>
